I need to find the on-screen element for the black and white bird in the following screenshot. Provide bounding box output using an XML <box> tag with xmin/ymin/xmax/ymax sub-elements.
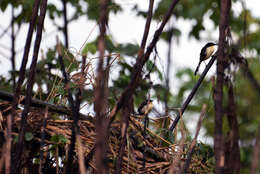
<box><xmin>138</xmin><ymin>99</ymin><xmax>153</xmax><ymax>115</ymax></box>
<box><xmin>194</xmin><ymin>42</ymin><xmax>218</xmax><ymax>75</ymax></box>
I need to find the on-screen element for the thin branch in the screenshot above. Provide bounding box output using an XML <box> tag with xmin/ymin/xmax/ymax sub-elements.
<box><xmin>56</xmin><ymin>39</ymin><xmax>82</xmax><ymax>174</ymax></box>
<box><xmin>4</xmin><ymin>8</ymin><xmax>15</xmax><ymax>173</ymax></box>
<box><xmin>250</xmin><ymin>123</ymin><xmax>260</xmax><ymax>174</ymax></box>
<box><xmin>0</xmin><ymin>90</ymin><xmax>89</xmax><ymax>118</ymax></box>
<box><xmin>163</xmin><ymin>26</ymin><xmax>173</xmax><ymax>132</ymax></box>
<box><xmin>108</xmin><ymin>0</ymin><xmax>180</xmax><ymax>127</ymax></box>
<box><xmin>169</xmin><ymin>54</ymin><xmax>217</xmax><ymax>131</ymax></box>
<box><xmin>214</xmin><ymin>0</ymin><xmax>231</xmax><ymax>173</ymax></box>
<box><xmin>39</xmin><ymin>107</ymin><xmax>48</xmax><ymax>174</ymax></box>
<box><xmin>77</xmin><ymin>134</ymin><xmax>87</xmax><ymax>174</ymax></box>
<box><xmin>11</xmin><ymin>6</ymin><xmax>16</xmax><ymax>90</ymax></box>
<box><xmin>168</xmin><ymin>118</ymin><xmax>186</xmax><ymax>174</ymax></box>
<box><xmin>84</xmin><ymin>145</ymin><xmax>96</xmax><ymax>170</ymax></box>
<box><xmin>13</xmin><ymin>0</ymin><xmax>48</xmax><ymax>173</ymax></box>
<box><xmin>0</xmin><ymin>23</ymin><xmax>11</xmax><ymax>39</ymax></box>
<box><xmin>140</xmin><ymin>0</ymin><xmax>154</xmax><ymax>51</ymax></box>
<box><xmin>12</xmin><ymin>0</ymin><xmax>41</xmax><ymax>104</ymax></box>
<box><xmin>142</xmin><ymin>114</ymin><xmax>149</xmax><ymax>172</ymax></box>
<box><xmin>230</xmin><ymin>48</ymin><xmax>260</xmax><ymax>97</ymax></box>
<box><xmin>181</xmin><ymin>104</ymin><xmax>207</xmax><ymax>174</ymax></box>
<box><xmin>7</xmin><ymin>1</ymin><xmax>41</xmax><ymax>173</ymax></box>
<box><xmin>115</xmin><ymin>99</ymin><xmax>132</xmax><ymax>174</ymax></box>
<box><xmin>224</xmin><ymin>83</ymin><xmax>240</xmax><ymax>174</ymax></box>
<box><xmin>62</xmin><ymin>0</ymin><xmax>69</xmax><ymax>48</ymax></box>
<box><xmin>94</xmin><ymin>0</ymin><xmax>110</xmax><ymax>173</ymax></box>
<box><xmin>67</xmin><ymin>1</ymin><xmax>180</xmax><ymax>171</ymax></box>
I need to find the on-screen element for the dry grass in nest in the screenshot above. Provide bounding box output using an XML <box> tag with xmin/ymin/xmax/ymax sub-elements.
<box><xmin>0</xmin><ymin>101</ymin><xmax>213</xmax><ymax>173</ymax></box>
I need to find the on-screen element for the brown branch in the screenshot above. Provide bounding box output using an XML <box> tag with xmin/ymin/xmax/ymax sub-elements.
<box><xmin>108</xmin><ymin>0</ymin><xmax>180</xmax><ymax>127</ymax></box>
<box><xmin>224</xmin><ymin>84</ymin><xmax>240</xmax><ymax>174</ymax></box>
<box><xmin>214</xmin><ymin>0</ymin><xmax>231</xmax><ymax>173</ymax></box>
<box><xmin>181</xmin><ymin>104</ymin><xmax>207</xmax><ymax>174</ymax></box>
<box><xmin>0</xmin><ymin>90</ymin><xmax>89</xmax><ymax>118</ymax></box>
<box><xmin>231</xmin><ymin>48</ymin><xmax>260</xmax><ymax>98</ymax></box>
<box><xmin>169</xmin><ymin>54</ymin><xmax>217</xmax><ymax>131</ymax></box>
<box><xmin>164</xmin><ymin>27</ymin><xmax>173</xmax><ymax>115</ymax></box>
<box><xmin>6</xmin><ymin>1</ymin><xmax>41</xmax><ymax>173</ymax></box>
<box><xmin>39</xmin><ymin>107</ymin><xmax>48</xmax><ymax>174</ymax></box>
<box><xmin>115</xmin><ymin>99</ymin><xmax>132</xmax><ymax>174</ymax></box>
<box><xmin>12</xmin><ymin>0</ymin><xmax>41</xmax><ymax>105</ymax></box>
<box><xmin>84</xmin><ymin>145</ymin><xmax>96</xmax><ymax>170</ymax></box>
<box><xmin>56</xmin><ymin>39</ymin><xmax>82</xmax><ymax>174</ymax></box>
<box><xmin>140</xmin><ymin>0</ymin><xmax>154</xmax><ymax>51</ymax></box>
<box><xmin>5</xmin><ymin>9</ymin><xmax>14</xmax><ymax>169</ymax></box>
<box><xmin>62</xmin><ymin>0</ymin><xmax>69</xmax><ymax>48</ymax></box>
<box><xmin>83</xmin><ymin>1</ymin><xmax>179</xmax><ymax>171</ymax></box>
<box><xmin>250</xmin><ymin>123</ymin><xmax>260</xmax><ymax>174</ymax></box>
<box><xmin>168</xmin><ymin>119</ymin><xmax>186</xmax><ymax>174</ymax></box>
<box><xmin>94</xmin><ymin>0</ymin><xmax>110</xmax><ymax>173</ymax></box>
<box><xmin>77</xmin><ymin>135</ymin><xmax>87</xmax><ymax>174</ymax></box>
<box><xmin>11</xmin><ymin>6</ymin><xmax>16</xmax><ymax>90</ymax></box>
<box><xmin>12</xmin><ymin>0</ymin><xmax>48</xmax><ymax>173</ymax></box>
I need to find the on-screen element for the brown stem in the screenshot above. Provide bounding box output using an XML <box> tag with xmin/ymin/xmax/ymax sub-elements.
<box><xmin>224</xmin><ymin>84</ymin><xmax>240</xmax><ymax>174</ymax></box>
<box><xmin>250</xmin><ymin>123</ymin><xmax>260</xmax><ymax>174</ymax></box>
<box><xmin>12</xmin><ymin>1</ymin><xmax>48</xmax><ymax>173</ymax></box>
<box><xmin>12</xmin><ymin>0</ymin><xmax>41</xmax><ymax>105</ymax></box>
<box><xmin>9</xmin><ymin>1</ymin><xmax>41</xmax><ymax>172</ymax></box>
<box><xmin>115</xmin><ymin>99</ymin><xmax>132</xmax><ymax>174</ymax></box>
<box><xmin>94</xmin><ymin>0</ymin><xmax>110</xmax><ymax>173</ymax></box>
<box><xmin>140</xmin><ymin>0</ymin><xmax>154</xmax><ymax>51</ymax></box>
<box><xmin>108</xmin><ymin>0</ymin><xmax>180</xmax><ymax>127</ymax></box>
<box><xmin>181</xmin><ymin>104</ymin><xmax>207</xmax><ymax>174</ymax></box>
<box><xmin>169</xmin><ymin>55</ymin><xmax>217</xmax><ymax>131</ymax></box>
<box><xmin>214</xmin><ymin>0</ymin><xmax>231</xmax><ymax>173</ymax></box>
<box><xmin>56</xmin><ymin>40</ymin><xmax>82</xmax><ymax>174</ymax></box>
<box><xmin>62</xmin><ymin>0</ymin><xmax>69</xmax><ymax>48</ymax></box>
<box><xmin>11</xmin><ymin>7</ymin><xmax>16</xmax><ymax>90</ymax></box>
<box><xmin>39</xmin><ymin>107</ymin><xmax>48</xmax><ymax>174</ymax></box>
<box><xmin>0</xmin><ymin>90</ymin><xmax>88</xmax><ymax>118</ymax></box>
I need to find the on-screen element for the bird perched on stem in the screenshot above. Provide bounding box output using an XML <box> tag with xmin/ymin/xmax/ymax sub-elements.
<box><xmin>138</xmin><ymin>99</ymin><xmax>153</xmax><ymax>115</ymax></box>
<box><xmin>194</xmin><ymin>42</ymin><xmax>217</xmax><ymax>75</ymax></box>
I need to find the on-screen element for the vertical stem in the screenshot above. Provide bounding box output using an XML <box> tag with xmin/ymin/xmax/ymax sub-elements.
<box><xmin>62</xmin><ymin>0</ymin><xmax>69</xmax><ymax>48</ymax></box>
<box><xmin>12</xmin><ymin>0</ymin><xmax>48</xmax><ymax>173</ymax></box>
<box><xmin>225</xmin><ymin>84</ymin><xmax>240</xmax><ymax>174</ymax></box>
<box><xmin>163</xmin><ymin>26</ymin><xmax>173</xmax><ymax>130</ymax></box>
<box><xmin>214</xmin><ymin>0</ymin><xmax>231</xmax><ymax>173</ymax></box>
<box><xmin>250</xmin><ymin>124</ymin><xmax>260</xmax><ymax>174</ymax></box>
<box><xmin>115</xmin><ymin>99</ymin><xmax>132</xmax><ymax>174</ymax></box>
<box><xmin>12</xmin><ymin>0</ymin><xmax>41</xmax><ymax>103</ymax></box>
<box><xmin>55</xmin><ymin>146</ymin><xmax>59</xmax><ymax>174</ymax></box>
<box><xmin>94</xmin><ymin>0</ymin><xmax>109</xmax><ymax>173</ymax></box>
<box><xmin>5</xmin><ymin>8</ymin><xmax>16</xmax><ymax>172</ymax></box>
<box><xmin>11</xmin><ymin>7</ymin><xmax>16</xmax><ymax>90</ymax></box>
<box><xmin>39</xmin><ymin>107</ymin><xmax>48</xmax><ymax>174</ymax></box>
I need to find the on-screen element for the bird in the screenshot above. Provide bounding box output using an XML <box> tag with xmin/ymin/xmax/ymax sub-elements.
<box><xmin>194</xmin><ymin>42</ymin><xmax>218</xmax><ymax>75</ymax></box>
<box><xmin>138</xmin><ymin>99</ymin><xmax>153</xmax><ymax>115</ymax></box>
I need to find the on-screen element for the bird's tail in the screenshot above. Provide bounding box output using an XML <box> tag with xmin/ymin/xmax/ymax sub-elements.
<box><xmin>194</xmin><ymin>61</ymin><xmax>201</xmax><ymax>75</ymax></box>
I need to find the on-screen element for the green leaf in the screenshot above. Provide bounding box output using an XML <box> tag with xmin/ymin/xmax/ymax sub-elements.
<box><xmin>82</xmin><ymin>42</ymin><xmax>97</xmax><ymax>56</ymax></box>
<box><xmin>25</xmin><ymin>132</ymin><xmax>34</xmax><ymax>141</ymax></box>
<box><xmin>117</xmin><ymin>43</ymin><xmax>139</xmax><ymax>56</ymax></box>
<box><xmin>13</xmin><ymin>134</ymin><xmax>19</xmax><ymax>143</ymax></box>
<box><xmin>51</xmin><ymin>134</ymin><xmax>67</xmax><ymax>145</ymax></box>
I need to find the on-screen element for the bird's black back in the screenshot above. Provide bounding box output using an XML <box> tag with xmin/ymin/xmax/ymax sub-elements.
<box><xmin>200</xmin><ymin>42</ymin><xmax>216</xmax><ymax>61</ymax></box>
<box><xmin>138</xmin><ymin>99</ymin><xmax>152</xmax><ymax>115</ymax></box>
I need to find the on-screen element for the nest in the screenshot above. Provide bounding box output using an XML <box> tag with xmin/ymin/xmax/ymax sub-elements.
<box><xmin>0</xmin><ymin>101</ymin><xmax>213</xmax><ymax>173</ymax></box>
